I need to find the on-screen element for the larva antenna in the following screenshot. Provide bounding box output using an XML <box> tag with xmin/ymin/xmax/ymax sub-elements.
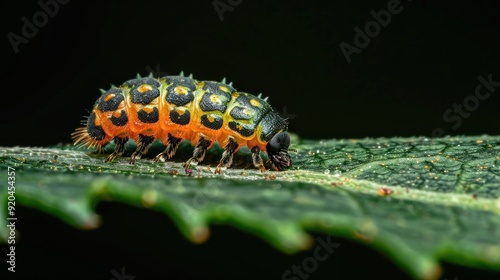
<box><xmin>188</xmin><ymin>73</ymin><xmax>193</xmax><ymax>79</ymax></box>
<box><xmin>179</xmin><ymin>71</ymin><xmax>185</xmax><ymax>77</ymax></box>
<box><xmin>221</xmin><ymin>77</ymin><xmax>227</xmax><ymax>84</ymax></box>
<box><xmin>136</xmin><ymin>73</ymin><xmax>142</xmax><ymax>79</ymax></box>
<box><xmin>99</xmin><ymin>89</ymin><xmax>107</xmax><ymax>95</ymax></box>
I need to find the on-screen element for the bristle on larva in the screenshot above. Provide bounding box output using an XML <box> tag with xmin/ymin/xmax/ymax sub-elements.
<box><xmin>71</xmin><ymin>126</ymin><xmax>104</xmax><ymax>152</ymax></box>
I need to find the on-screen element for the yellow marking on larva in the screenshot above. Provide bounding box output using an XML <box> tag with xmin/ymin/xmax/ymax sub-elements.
<box><xmin>219</xmin><ymin>85</ymin><xmax>229</xmax><ymax>92</ymax></box>
<box><xmin>250</xmin><ymin>99</ymin><xmax>260</xmax><ymax>107</ymax></box>
<box><xmin>175</xmin><ymin>108</ymin><xmax>186</xmax><ymax>115</ymax></box>
<box><xmin>243</xmin><ymin>108</ymin><xmax>251</xmax><ymax>115</ymax></box>
<box><xmin>207</xmin><ymin>115</ymin><xmax>215</xmax><ymax>122</ymax></box>
<box><xmin>104</xmin><ymin>94</ymin><xmax>115</xmax><ymax>101</ymax></box>
<box><xmin>175</xmin><ymin>86</ymin><xmax>188</xmax><ymax>95</ymax></box>
<box><xmin>142</xmin><ymin>107</ymin><xmax>154</xmax><ymax>114</ymax></box>
<box><xmin>94</xmin><ymin>115</ymin><xmax>101</xmax><ymax>126</ymax></box>
<box><xmin>210</xmin><ymin>94</ymin><xmax>221</xmax><ymax>104</ymax></box>
<box><xmin>138</xmin><ymin>84</ymin><xmax>152</xmax><ymax>93</ymax></box>
<box><xmin>232</xmin><ymin>92</ymin><xmax>238</xmax><ymax>97</ymax></box>
<box><xmin>236</xmin><ymin>123</ymin><xmax>242</xmax><ymax>130</ymax></box>
<box><xmin>195</xmin><ymin>81</ymin><xmax>204</xmax><ymax>88</ymax></box>
<box><xmin>112</xmin><ymin>110</ymin><xmax>122</xmax><ymax>118</ymax></box>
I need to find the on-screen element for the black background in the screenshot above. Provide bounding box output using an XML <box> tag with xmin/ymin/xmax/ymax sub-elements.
<box><xmin>2</xmin><ymin>0</ymin><xmax>500</xmax><ymax>147</ymax></box>
<box><xmin>2</xmin><ymin>0</ymin><xmax>500</xmax><ymax>279</ymax></box>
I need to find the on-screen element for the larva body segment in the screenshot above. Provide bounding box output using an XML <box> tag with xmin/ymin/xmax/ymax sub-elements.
<box><xmin>72</xmin><ymin>74</ymin><xmax>292</xmax><ymax>172</ymax></box>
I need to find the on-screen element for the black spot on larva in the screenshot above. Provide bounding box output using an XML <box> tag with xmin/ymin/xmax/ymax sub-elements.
<box><xmin>259</xmin><ymin>112</ymin><xmax>288</xmax><ymax>142</ymax></box>
<box><xmin>165</xmin><ymin>76</ymin><xmax>196</xmax><ymax>106</ymax></box>
<box><xmin>166</xmin><ymin>87</ymin><xmax>194</xmax><ymax>106</ymax></box>
<box><xmin>202</xmin><ymin>81</ymin><xmax>236</xmax><ymax>95</ymax></box>
<box><xmin>130</xmin><ymin>84</ymin><xmax>160</xmax><ymax>105</ymax></box>
<box><xmin>199</xmin><ymin>81</ymin><xmax>233</xmax><ymax>113</ymax></box>
<box><xmin>232</xmin><ymin>93</ymin><xmax>272</xmax><ymax>126</ymax></box>
<box><xmin>87</xmin><ymin>112</ymin><xmax>106</xmax><ymax>140</ymax></box>
<box><xmin>201</xmin><ymin>114</ymin><xmax>223</xmax><ymax>130</ymax></box>
<box><xmin>138</xmin><ymin>107</ymin><xmax>159</xmax><ymax>123</ymax></box>
<box><xmin>124</xmin><ymin>77</ymin><xmax>161</xmax><ymax>105</ymax></box>
<box><xmin>123</xmin><ymin>77</ymin><xmax>161</xmax><ymax>87</ymax></box>
<box><xmin>200</xmin><ymin>92</ymin><xmax>231</xmax><ymax>113</ymax></box>
<box><xmin>234</xmin><ymin>93</ymin><xmax>253</xmax><ymax>107</ymax></box>
<box><xmin>230</xmin><ymin>106</ymin><xmax>253</xmax><ymax>120</ymax></box>
<box><xmin>235</xmin><ymin>93</ymin><xmax>271</xmax><ymax>110</ymax></box>
<box><xmin>97</xmin><ymin>88</ymin><xmax>124</xmax><ymax>112</ymax></box>
<box><xmin>110</xmin><ymin>110</ymin><xmax>128</xmax><ymax>126</ymax></box>
<box><xmin>170</xmin><ymin>108</ymin><xmax>190</xmax><ymax>125</ymax></box>
<box><xmin>228</xmin><ymin>121</ymin><xmax>255</xmax><ymax>137</ymax></box>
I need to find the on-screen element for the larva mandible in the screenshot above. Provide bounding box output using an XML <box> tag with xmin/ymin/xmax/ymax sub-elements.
<box><xmin>72</xmin><ymin>72</ymin><xmax>293</xmax><ymax>173</ymax></box>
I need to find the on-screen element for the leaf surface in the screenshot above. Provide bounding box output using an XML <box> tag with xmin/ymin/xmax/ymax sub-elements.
<box><xmin>1</xmin><ymin>135</ymin><xmax>500</xmax><ymax>279</ymax></box>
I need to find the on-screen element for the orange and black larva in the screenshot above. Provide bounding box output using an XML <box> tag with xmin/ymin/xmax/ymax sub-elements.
<box><xmin>72</xmin><ymin>73</ymin><xmax>294</xmax><ymax>172</ymax></box>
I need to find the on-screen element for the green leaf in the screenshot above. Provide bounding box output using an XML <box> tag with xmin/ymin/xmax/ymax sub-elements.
<box><xmin>1</xmin><ymin>135</ymin><xmax>500</xmax><ymax>279</ymax></box>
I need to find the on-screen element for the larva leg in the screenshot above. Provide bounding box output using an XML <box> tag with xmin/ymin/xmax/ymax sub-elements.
<box><xmin>105</xmin><ymin>137</ymin><xmax>129</xmax><ymax>163</ymax></box>
<box><xmin>153</xmin><ymin>133</ymin><xmax>183</xmax><ymax>163</ymax></box>
<box><xmin>129</xmin><ymin>134</ymin><xmax>155</xmax><ymax>164</ymax></box>
<box><xmin>215</xmin><ymin>138</ymin><xmax>239</xmax><ymax>174</ymax></box>
<box><xmin>251</xmin><ymin>146</ymin><xmax>266</xmax><ymax>172</ymax></box>
<box><xmin>183</xmin><ymin>137</ymin><xmax>212</xmax><ymax>170</ymax></box>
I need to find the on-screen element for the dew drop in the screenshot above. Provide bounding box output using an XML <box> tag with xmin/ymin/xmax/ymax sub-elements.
<box><xmin>333</xmin><ymin>170</ymin><xmax>342</xmax><ymax>177</ymax></box>
<box><xmin>324</xmin><ymin>169</ymin><xmax>330</xmax><ymax>175</ymax></box>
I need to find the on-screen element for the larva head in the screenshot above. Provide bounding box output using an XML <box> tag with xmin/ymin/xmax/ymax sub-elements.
<box><xmin>266</xmin><ymin>131</ymin><xmax>292</xmax><ymax>171</ymax></box>
<box><xmin>258</xmin><ymin>111</ymin><xmax>292</xmax><ymax>170</ymax></box>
